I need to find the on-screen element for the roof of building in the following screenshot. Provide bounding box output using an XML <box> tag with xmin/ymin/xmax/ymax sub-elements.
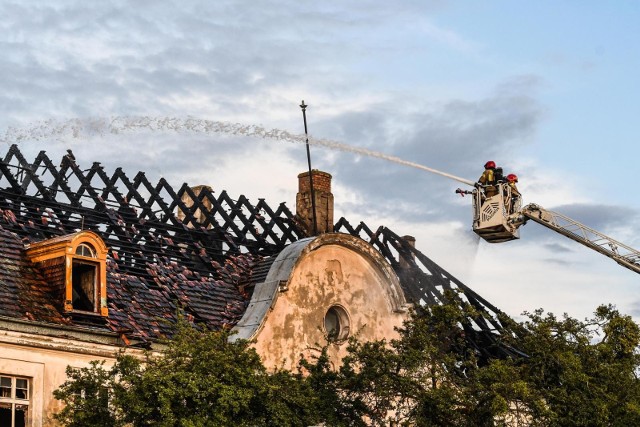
<box><xmin>0</xmin><ymin>144</ymin><xmax>519</xmax><ymax>359</ymax></box>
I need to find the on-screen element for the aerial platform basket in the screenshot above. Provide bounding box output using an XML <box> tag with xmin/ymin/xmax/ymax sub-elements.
<box><xmin>472</xmin><ymin>183</ymin><xmax>523</xmax><ymax>243</ymax></box>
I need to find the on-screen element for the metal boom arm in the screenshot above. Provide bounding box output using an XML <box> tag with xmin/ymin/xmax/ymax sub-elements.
<box><xmin>521</xmin><ymin>204</ymin><xmax>640</xmax><ymax>275</ymax></box>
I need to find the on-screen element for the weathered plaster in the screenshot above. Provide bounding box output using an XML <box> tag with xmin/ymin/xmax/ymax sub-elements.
<box><xmin>0</xmin><ymin>320</ymin><xmax>143</xmax><ymax>426</ymax></box>
<box><xmin>252</xmin><ymin>233</ymin><xmax>410</xmax><ymax>370</ymax></box>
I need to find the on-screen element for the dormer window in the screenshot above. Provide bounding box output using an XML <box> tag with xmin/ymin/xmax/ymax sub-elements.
<box><xmin>72</xmin><ymin>243</ymin><xmax>99</xmax><ymax>312</ymax></box>
<box><xmin>26</xmin><ymin>231</ymin><xmax>109</xmax><ymax>317</ymax></box>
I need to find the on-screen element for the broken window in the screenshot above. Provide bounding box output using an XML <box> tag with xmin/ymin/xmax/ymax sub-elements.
<box><xmin>0</xmin><ymin>376</ymin><xmax>29</xmax><ymax>427</ymax></box>
<box><xmin>71</xmin><ymin>241</ymin><xmax>101</xmax><ymax>313</ymax></box>
<box><xmin>324</xmin><ymin>305</ymin><xmax>351</xmax><ymax>342</ymax></box>
<box><xmin>72</xmin><ymin>260</ymin><xmax>98</xmax><ymax>312</ymax></box>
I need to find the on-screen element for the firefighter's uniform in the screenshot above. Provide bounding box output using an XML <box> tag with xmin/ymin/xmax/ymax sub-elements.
<box><xmin>478</xmin><ymin>168</ymin><xmax>498</xmax><ymax>198</ymax></box>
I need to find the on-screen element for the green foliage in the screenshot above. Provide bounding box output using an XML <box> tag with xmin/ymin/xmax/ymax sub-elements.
<box><xmin>53</xmin><ymin>360</ymin><xmax>120</xmax><ymax>427</ymax></box>
<box><xmin>500</xmin><ymin>304</ymin><xmax>640</xmax><ymax>426</ymax></box>
<box><xmin>55</xmin><ymin>302</ymin><xmax>640</xmax><ymax>427</ymax></box>
<box><xmin>303</xmin><ymin>299</ymin><xmax>640</xmax><ymax>426</ymax></box>
<box><xmin>55</xmin><ymin>318</ymin><xmax>320</xmax><ymax>426</ymax></box>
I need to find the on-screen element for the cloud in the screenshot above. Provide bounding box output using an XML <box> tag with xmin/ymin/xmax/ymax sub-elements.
<box><xmin>0</xmin><ymin>1</ymin><xmax>469</xmax><ymax>129</ymax></box>
<box><xmin>542</xmin><ymin>257</ymin><xmax>574</xmax><ymax>266</ymax></box>
<box><xmin>518</xmin><ymin>202</ymin><xmax>640</xmax><ymax>248</ymax></box>
<box><xmin>549</xmin><ymin>203</ymin><xmax>638</xmax><ymax>233</ymax></box>
<box><xmin>543</xmin><ymin>242</ymin><xmax>574</xmax><ymax>254</ymax></box>
<box><xmin>312</xmin><ymin>79</ymin><xmax>543</xmax><ymax>224</ymax></box>
<box><xmin>628</xmin><ymin>301</ymin><xmax>640</xmax><ymax>318</ymax></box>
<box><xmin>1</xmin><ymin>0</ymin><xmax>637</xmax><ymax>326</ymax></box>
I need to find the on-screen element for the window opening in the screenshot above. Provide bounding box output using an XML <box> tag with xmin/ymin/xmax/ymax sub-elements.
<box><xmin>323</xmin><ymin>305</ymin><xmax>351</xmax><ymax>342</ymax></box>
<box><xmin>72</xmin><ymin>260</ymin><xmax>98</xmax><ymax>312</ymax></box>
<box><xmin>75</xmin><ymin>243</ymin><xmax>96</xmax><ymax>258</ymax></box>
<box><xmin>0</xmin><ymin>375</ymin><xmax>29</xmax><ymax>427</ymax></box>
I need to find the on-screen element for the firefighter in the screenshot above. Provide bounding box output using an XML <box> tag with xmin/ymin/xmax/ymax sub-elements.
<box><xmin>477</xmin><ymin>161</ymin><xmax>498</xmax><ymax>198</ymax></box>
<box><xmin>506</xmin><ymin>173</ymin><xmax>521</xmax><ymax>213</ymax></box>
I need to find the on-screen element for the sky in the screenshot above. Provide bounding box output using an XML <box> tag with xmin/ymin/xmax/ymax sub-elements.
<box><xmin>0</xmin><ymin>1</ymin><xmax>638</xmax><ymax>323</ymax></box>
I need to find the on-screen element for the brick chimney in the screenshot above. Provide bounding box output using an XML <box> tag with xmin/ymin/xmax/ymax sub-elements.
<box><xmin>399</xmin><ymin>235</ymin><xmax>416</xmax><ymax>269</ymax></box>
<box><xmin>176</xmin><ymin>185</ymin><xmax>213</xmax><ymax>228</ymax></box>
<box><xmin>296</xmin><ymin>170</ymin><xmax>334</xmax><ymax>235</ymax></box>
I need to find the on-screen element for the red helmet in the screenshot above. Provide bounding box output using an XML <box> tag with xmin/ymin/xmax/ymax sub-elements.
<box><xmin>484</xmin><ymin>161</ymin><xmax>496</xmax><ymax>169</ymax></box>
<box><xmin>507</xmin><ymin>173</ymin><xmax>518</xmax><ymax>183</ymax></box>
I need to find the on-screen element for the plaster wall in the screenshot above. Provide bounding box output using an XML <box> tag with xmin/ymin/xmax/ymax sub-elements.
<box><xmin>253</xmin><ymin>238</ymin><xmax>409</xmax><ymax>371</ymax></box>
<box><xmin>0</xmin><ymin>329</ymin><xmax>133</xmax><ymax>427</ymax></box>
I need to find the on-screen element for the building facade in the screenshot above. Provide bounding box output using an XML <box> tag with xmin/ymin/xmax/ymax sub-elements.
<box><xmin>0</xmin><ymin>146</ymin><xmax>510</xmax><ymax>426</ymax></box>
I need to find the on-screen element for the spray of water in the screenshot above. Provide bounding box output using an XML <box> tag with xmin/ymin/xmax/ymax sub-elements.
<box><xmin>0</xmin><ymin>116</ymin><xmax>475</xmax><ymax>187</ymax></box>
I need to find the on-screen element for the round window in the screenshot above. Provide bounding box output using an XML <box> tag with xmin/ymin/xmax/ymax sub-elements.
<box><xmin>324</xmin><ymin>305</ymin><xmax>350</xmax><ymax>342</ymax></box>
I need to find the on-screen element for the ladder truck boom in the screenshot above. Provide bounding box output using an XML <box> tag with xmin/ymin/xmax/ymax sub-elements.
<box><xmin>520</xmin><ymin>204</ymin><xmax>640</xmax><ymax>275</ymax></box>
<box><xmin>464</xmin><ymin>182</ymin><xmax>640</xmax><ymax>275</ymax></box>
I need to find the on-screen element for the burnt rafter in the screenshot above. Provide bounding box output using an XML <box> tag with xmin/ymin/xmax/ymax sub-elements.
<box><xmin>0</xmin><ymin>145</ymin><xmax>518</xmax><ymax>359</ymax></box>
<box><xmin>0</xmin><ymin>145</ymin><xmax>304</xmax><ymax>281</ymax></box>
<box><xmin>334</xmin><ymin>217</ymin><xmax>522</xmax><ymax>361</ymax></box>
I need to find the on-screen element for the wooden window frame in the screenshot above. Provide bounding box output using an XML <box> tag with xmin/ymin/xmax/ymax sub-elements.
<box><xmin>70</xmin><ymin>258</ymin><xmax>100</xmax><ymax>313</ymax></box>
<box><xmin>0</xmin><ymin>375</ymin><xmax>30</xmax><ymax>427</ymax></box>
<box><xmin>66</xmin><ymin>238</ymin><xmax>107</xmax><ymax>316</ymax></box>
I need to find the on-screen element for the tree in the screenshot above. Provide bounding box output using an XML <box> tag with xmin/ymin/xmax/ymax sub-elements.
<box><xmin>303</xmin><ymin>300</ymin><xmax>548</xmax><ymax>426</ymax></box>
<box><xmin>501</xmin><ymin>304</ymin><xmax>640</xmax><ymax>426</ymax></box>
<box><xmin>54</xmin><ymin>319</ymin><xmax>320</xmax><ymax>427</ymax></box>
<box><xmin>53</xmin><ymin>361</ymin><xmax>118</xmax><ymax>427</ymax></box>
<box><xmin>55</xmin><ymin>303</ymin><xmax>640</xmax><ymax>426</ymax></box>
<box><xmin>303</xmin><ymin>299</ymin><xmax>640</xmax><ymax>426</ymax></box>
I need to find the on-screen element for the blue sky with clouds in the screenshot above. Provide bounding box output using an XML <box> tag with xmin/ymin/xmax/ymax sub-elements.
<box><xmin>0</xmin><ymin>1</ymin><xmax>638</xmax><ymax>322</ymax></box>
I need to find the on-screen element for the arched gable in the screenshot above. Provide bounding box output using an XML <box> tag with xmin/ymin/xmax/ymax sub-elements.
<box><xmin>235</xmin><ymin>233</ymin><xmax>410</xmax><ymax>370</ymax></box>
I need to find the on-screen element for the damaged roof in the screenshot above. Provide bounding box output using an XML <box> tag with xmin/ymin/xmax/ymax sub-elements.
<box><xmin>0</xmin><ymin>144</ymin><xmax>293</xmax><ymax>342</ymax></box>
<box><xmin>0</xmin><ymin>145</ymin><xmax>518</xmax><ymax>359</ymax></box>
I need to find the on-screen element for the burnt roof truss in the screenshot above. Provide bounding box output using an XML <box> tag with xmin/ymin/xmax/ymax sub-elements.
<box><xmin>0</xmin><ymin>145</ymin><xmax>519</xmax><ymax>360</ymax></box>
<box><xmin>0</xmin><ymin>145</ymin><xmax>304</xmax><ymax>280</ymax></box>
<box><xmin>334</xmin><ymin>217</ymin><xmax>522</xmax><ymax>361</ymax></box>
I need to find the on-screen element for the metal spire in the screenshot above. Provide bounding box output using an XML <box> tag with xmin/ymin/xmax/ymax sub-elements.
<box><xmin>300</xmin><ymin>100</ymin><xmax>318</xmax><ymax>235</ymax></box>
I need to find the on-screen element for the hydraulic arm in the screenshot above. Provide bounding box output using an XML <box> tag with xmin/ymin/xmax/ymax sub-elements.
<box><xmin>459</xmin><ymin>179</ymin><xmax>639</xmax><ymax>275</ymax></box>
<box><xmin>520</xmin><ymin>204</ymin><xmax>640</xmax><ymax>275</ymax></box>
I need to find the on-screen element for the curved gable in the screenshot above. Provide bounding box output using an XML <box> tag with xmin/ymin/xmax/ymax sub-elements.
<box><xmin>241</xmin><ymin>233</ymin><xmax>409</xmax><ymax>370</ymax></box>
